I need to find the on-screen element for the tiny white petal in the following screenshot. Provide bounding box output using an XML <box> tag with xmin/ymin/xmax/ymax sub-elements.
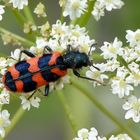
<box><xmin>63</xmin><ymin>0</ymin><xmax>88</xmax><ymax>20</ymax></box>
<box><xmin>9</xmin><ymin>0</ymin><xmax>28</xmax><ymax>10</ymax></box>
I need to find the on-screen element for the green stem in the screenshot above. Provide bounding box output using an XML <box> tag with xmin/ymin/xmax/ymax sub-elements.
<box><xmin>57</xmin><ymin>90</ymin><xmax>78</xmax><ymax>135</ymax></box>
<box><xmin>71</xmin><ymin>79</ymin><xmax>140</xmax><ymax>140</ymax></box>
<box><xmin>23</xmin><ymin>6</ymin><xmax>35</xmax><ymax>24</ymax></box>
<box><xmin>92</xmin><ymin>53</ymin><xmax>104</xmax><ymax>62</ymax></box>
<box><xmin>0</xmin><ymin>27</ymin><xmax>35</xmax><ymax>47</ymax></box>
<box><xmin>4</xmin><ymin>107</ymin><xmax>25</xmax><ymax>139</ymax></box>
<box><xmin>60</xmin><ymin>4</ymin><xmax>65</xmax><ymax>23</ymax></box>
<box><xmin>60</xmin><ymin>10</ymin><xmax>64</xmax><ymax>23</ymax></box>
<box><xmin>106</xmin><ymin>121</ymin><xmax>133</xmax><ymax>138</ymax></box>
<box><xmin>117</xmin><ymin>56</ymin><xmax>131</xmax><ymax>72</ymax></box>
<box><xmin>11</xmin><ymin>9</ymin><xmax>26</xmax><ymax>26</ymax></box>
<box><xmin>72</xmin><ymin>0</ymin><xmax>95</xmax><ymax>26</ymax></box>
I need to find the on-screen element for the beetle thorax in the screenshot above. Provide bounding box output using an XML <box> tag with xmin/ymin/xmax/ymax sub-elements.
<box><xmin>63</xmin><ymin>51</ymin><xmax>89</xmax><ymax>69</ymax></box>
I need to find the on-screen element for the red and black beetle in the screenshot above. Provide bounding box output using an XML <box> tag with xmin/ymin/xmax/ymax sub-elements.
<box><xmin>2</xmin><ymin>45</ymin><xmax>101</xmax><ymax>96</ymax></box>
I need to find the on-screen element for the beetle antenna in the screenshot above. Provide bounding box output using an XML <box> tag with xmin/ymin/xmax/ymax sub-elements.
<box><xmin>92</xmin><ymin>65</ymin><xmax>100</xmax><ymax>71</ymax></box>
<box><xmin>88</xmin><ymin>42</ymin><xmax>97</xmax><ymax>56</ymax></box>
<box><xmin>88</xmin><ymin>60</ymin><xmax>100</xmax><ymax>71</ymax></box>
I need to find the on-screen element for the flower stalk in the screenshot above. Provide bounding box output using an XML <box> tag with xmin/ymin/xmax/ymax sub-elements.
<box><xmin>0</xmin><ymin>27</ymin><xmax>35</xmax><ymax>47</ymax></box>
<box><xmin>72</xmin><ymin>0</ymin><xmax>95</xmax><ymax>26</ymax></box>
<box><xmin>23</xmin><ymin>6</ymin><xmax>35</xmax><ymax>24</ymax></box>
<box><xmin>1</xmin><ymin>107</ymin><xmax>25</xmax><ymax>140</ymax></box>
<box><xmin>57</xmin><ymin>90</ymin><xmax>78</xmax><ymax>135</ymax></box>
<box><xmin>71</xmin><ymin>78</ymin><xmax>140</xmax><ymax>140</ymax></box>
<box><xmin>11</xmin><ymin>9</ymin><xmax>27</xmax><ymax>26</ymax></box>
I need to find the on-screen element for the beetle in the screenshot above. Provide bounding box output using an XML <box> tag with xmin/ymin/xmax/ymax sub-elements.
<box><xmin>2</xmin><ymin>45</ymin><xmax>102</xmax><ymax>97</ymax></box>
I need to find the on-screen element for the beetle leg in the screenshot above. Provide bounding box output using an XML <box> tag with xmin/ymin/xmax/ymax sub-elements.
<box><xmin>28</xmin><ymin>90</ymin><xmax>36</xmax><ymax>100</ymax></box>
<box><xmin>44</xmin><ymin>84</ymin><xmax>50</xmax><ymax>96</ymax></box>
<box><xmin>73</xmin><ymin>70</ymin><xmax>104</xmax><ymax>85</ymax></box>
<box><xmin>66</xmin><ymin>44</ymin><xmax>72</xmax><ymax>53</ymax></box>
<box><xmin>88</xmin><ymin>42</ymin><xmax>97</xmax><ymax>56</ymax></box>
<box><xmin>43</xmin><ymin>46</ymin><xmax>53</xmax><ymax>54</ymax></box>
<box><xmin>18</xmin><ymin>50</ymin><xmax>35</xmax><ymax>61</ymax></box>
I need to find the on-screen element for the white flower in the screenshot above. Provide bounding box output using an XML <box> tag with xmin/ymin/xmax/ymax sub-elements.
<box><xmin>126</xmin><ymin>71</ymin><xmax>140</xmax><ymax>87</ymax></box>
<box><xmin>122</xmin><ymin>47</ymin><xmax>137</xmax><ymax>63</ymax></box>
<box><xmin>0</xmin><ymin>5</ymin><xmax>5</xmax><ymax>21</ymax></box>
<box><xmin>49</xmin><ymin>75</ymin><xmax>70</xmax><ymax>92</ymax></box>
<box><xmin>59</xmin><ymin>0</ymin><xmax>66</xmax><ymax>7</ymax></box>
<box><xmin>86</xmin><ymin>66</ymin><xmax>108</xmax><ymax>86</ymax></box>
<box><xmin>0</xmin><ymin>57</ymin><xmax>7</xmax><ymax>75</ymax></box>
<box><xmin>73</xmin><ymin>127</ymin><xmax>107</xmax><ymax>140</ymax></box>
<box><xmin>0</xmin><ymin>57</ymin><xmax>7</xmax><ymax>69</ymax></box>
<box><xmin>51</xmin><ymin>20</ymin><xmax>69</xmax><ymax>38</ymax></box>
<box><xmin>20</xmin><ymin>95</ymin><xmax>41</xmax><ymax>111</ymax></box>
<box><xmin>9</xmin><ymin>48</ymin><xmax>29</xmax><ymax>65</ymax></box>
<box><xmin>88</xmin><ymin>127</ymin><xmax>98</xmax><ymax>138</ymax></box>
<box><xmin>0</xmin><ymin>82</ymin><xmax>4</xmax><ymax>89</ymax></box>
<box><xmin>30</xmin><ymin>38</ymin><xmax>47</xmax><ymax>55</ymax></box>
<box><xmin>92</xmin><ymin>0</ymin><xmax>124</xmax><ymax>21</ymax></box>
<box><xmin>63</xmin><ymin>0</ymin><xmax>88</xmax><ymax>20</ymax></box>
<box><xmin>0</xmin><ymin>88</ymin><xmax>10</xmax><ymax>105</ymax></box>
<box><xmin>0</xmin><ymin>110</ymin><xmax>11</xmax><ymax>138</ymax></box>
<box><xmin>72</xmin><ymin>35</ymin><xmax>96</xmax><ymax>54</ymax></box>
<box><xmin>116</xmin><ymin>67</ymin><xmax>129</xmax><ymax>78</ymax></box>
<box><xmin>128</xmin><ymin>62</ymin><xmax>139</xmax><ymax>73</ymax></box>
<box><xmin>97</xmin><ymin>137</ymin><xmax>107</xmax><ymax>140</ymax></box>
<box><xmin>34</xmin><ymin>2</ymin><xmax>47</xmax><ymax>17</ymax></box>
<box><xmin>48</xmin><ymin>20</ymin><xmax>95</xmax><ymax>54</ymax></box>
<box><xmin>10</xmin><ymin>49</ymin><xmax>21</xmax><ymax>61</ymax></box>
<box><xmin>105</xmin><ymin>60</ymin><xmax>120</xmax><ymax>72</ymax></box>
<box><xmin>123</xmin><ymin>95</ymin><xmax>140</xmax><ymax>123</ymax></box>
<box><xmin>109</xmin><ymin>134</ymin><xmax>132</xmax><ymax>140</ymax></box>
<box><xmin>77</xmin><ymin>128</ymin><xmax>89</xmax><ymax>139</ymax></box>
<box><xmin>9</xmin><ymin>0</ymin><xmax>28</xmax><ymax>10</ymax></box>
<box><xmin>73</xmin><ymin>127</ymin><xmax>98</xmax><ymax>140</ymax></box>
<box><xmin>111</xmin><ymin>67</ymin><xmax>133</xmax><ymax>98</ymax></box>
<box><xmin>100</xmin><ymin>37</ymin><xmax>123</xmax><ymax>60</ymax></box>
<box><xmin>103</xmin><ymin>0</ymin><xmax>124</xmax><ymax>11</ymax></box>
<box><xmin>92</xmin><ymin>1</ymin><xmax>105</xmax><ymax>21</ymax></box>
<box><xmin>126</xmin><ymin>29</ymin><xmax>140</xmax><ymax>47</ymax></box>
<box><xmin>46</xmin><ymin>38</ymin><xmax>63</xmax><ymax>52</ymax></box>
<box><xmin>111</xmin><ymin>78</ymin><xmax>133</xmax><ymax>98</ymax></box>
<box><xmin>38</xmin><ymin>22</ymin><xmax>50</xmax><ymax>37</ymax></box>
<box><xmin>96</xmin><ymin>60</ymin><xmax>120</xmax><ymax>72</ymax></box>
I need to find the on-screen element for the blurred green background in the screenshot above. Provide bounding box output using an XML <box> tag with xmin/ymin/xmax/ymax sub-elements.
<box><xmin>0</xmin><ymin>0</ymin><xmax>140</xmax><ymax>140</ymax></box>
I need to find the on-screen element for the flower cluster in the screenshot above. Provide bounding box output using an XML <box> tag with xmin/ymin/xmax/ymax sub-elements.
<box><xmin>0</xmin><ymin>0</ymin><xmax>124</xmax><ymax>25</ymax></box>
<box><xmin>20</xmin><ymin>95</ymin><xmax>41</xmax><ymax>111</ymax></box>
<box><xmin>73</xmin><ymin>127</ymin><xmax>132</xmax><ymax>140</ymax></box>
<box><xmin>92</xmin><ymin>0</ymin><xmax>124</xmax><ymax>21</ymax></box>
<box><xmin>34</xmin><ymin>2</ymin><xmax>47</xmax><ymax>17</ymax></box>
<box><xmin>0</xmin><ymin>19</ymin><xmax>95</xmax><ymax>110</ymax></box>
<box><xmin>90</xmin><ymin>29</ymin><xmax>140</xmax><ymax>123</ymax></box>
<box><xmin>48</xmin><ymin>20</ymin><xmax>96</xmax><ymax>54</ymax></box>
<box><xmin>109</xmin><ymin>134</ymin><xmax>132</xmax><ymax>140</ymax></box>
<box><xmin>61</xmin><ymin>0</ymin><xmax>124</xmax><ymax>21</ymax></box>
<box><xmin>0</xmin><ymin>0</ymin><xmax>125</xmax><ymax>29</ymax></box>
<box><xmin>30</xmin><ymin>20</ymin><xmax>96</xmax><ymax>54</ymax></box>
<box><xmin>0</xmin><ymin>48</ymin><xmax>41</xmax><ymax>110</ymax></box>
<box><xmin>62</xmin><ymin>0</ymin><xmax>88</xmax><ymax>20</ymax></box>
<box><xmin>0</xmin><ymin>17</ymin><xmax>96</xmax><ymax>136</ymax></box>
<box><xmin>86</xmin><ymin>66</ymin><xmax>108</xmax><ymax>87</ymax></box>
<box><xmin>0</xmin><ymin>5</ymin><xmax>5</xmax><ymax>21</ymax></box>
<box><xmin>30</xmin><ymin>20</ymin><xmax>96</xmax><ymax>90</ymax></box>
<box><xmin>9</xmin><ymin>0</ymin><xmax>28</xmax><ymax>10</ymax></box>
<box><xmin>123</xmin><ymin>96</ymin><xmax>140</xmax><ymax>123</ymax></box>
<box><xmin>0</xmin><ymin>0</ymin><xmax>138</xmax><ymax>139</ymax></box>
<box><xmin>0</xmin><ymin>110</ymin><xmax>11</xmax><ymax>138</ymax></box>
<box><xmin>98</xmin><ymin>31</ymin><xmax>140</xmax><ymax>99</ymax></box>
